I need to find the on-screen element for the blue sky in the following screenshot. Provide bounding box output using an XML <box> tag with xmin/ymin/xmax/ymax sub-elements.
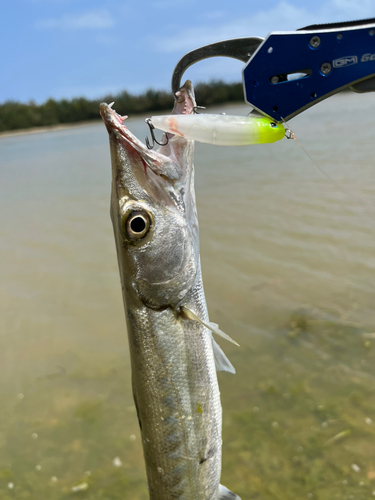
<box><xmin>1</xmin><ymin>0</ymin><xmax>375</xmax><ymax>103</ymax></box>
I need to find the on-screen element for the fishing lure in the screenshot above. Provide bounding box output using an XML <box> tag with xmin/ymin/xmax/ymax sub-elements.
<box><xmin>150</xmin><ymin>113</ymin><xmax>285</xmax><ymax>146</ymax></box>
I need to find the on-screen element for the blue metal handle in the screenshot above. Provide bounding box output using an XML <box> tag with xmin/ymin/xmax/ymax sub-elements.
<box><xmin>243</xmin><ymin>22</ymin><xmax>375</xmax><ymax>122</ymax></box>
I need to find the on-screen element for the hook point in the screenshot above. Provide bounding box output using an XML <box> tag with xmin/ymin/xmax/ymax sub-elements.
<box><xmin>145</xmin><ymin>118</ymin><xmax>169</xmax><ymax>149</ymax></box>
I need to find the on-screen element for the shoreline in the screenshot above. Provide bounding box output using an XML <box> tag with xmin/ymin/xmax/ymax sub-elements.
<box><xmin>0</xmin><ymin>90</ymin><xmax>354</xmax><ymax>140</ymax></box>
<box><xmin>0</xmin><ymin>102</ymin><xmax>247</xmax><ymax>139</ymax></box>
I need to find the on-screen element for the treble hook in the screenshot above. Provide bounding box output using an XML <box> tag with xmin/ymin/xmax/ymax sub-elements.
<box><xmin>193</xmin><ymin>106</ymin><xmax>206</xmax><ymax>114</ymax></box>
<box><xmin>145</xmin><ymin>118</ymin><xmax>169</xmax><ymax>149</ymax></box>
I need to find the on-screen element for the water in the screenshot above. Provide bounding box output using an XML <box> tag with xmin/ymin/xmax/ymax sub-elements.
<box><xmin>1</xmin><ymin>92</ymin><xmax>375</xmax><ymax>499</ymax></box>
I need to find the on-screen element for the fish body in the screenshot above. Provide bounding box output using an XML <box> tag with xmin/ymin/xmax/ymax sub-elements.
<box><xmin>100</xmin><ymin>82</ymin><xmax>239</xmax><ymax>500</ymax></box>
<box><xmin>151</xmin><ymin>113</ymin><xmax>285</xmax><ymax>146</ymax></box>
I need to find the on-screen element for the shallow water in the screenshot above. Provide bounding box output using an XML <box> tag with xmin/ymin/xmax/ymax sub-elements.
<box><xmin>1</xmin><ymin>92</ymin><xmax>375</xmax><ymax>499</ymax></box>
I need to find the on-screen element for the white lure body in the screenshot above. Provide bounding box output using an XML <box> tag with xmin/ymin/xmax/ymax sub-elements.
<box><xmin>151</xmin><ymin>113</ymin><xmax>285</xmax><ymax>146</ymax></box>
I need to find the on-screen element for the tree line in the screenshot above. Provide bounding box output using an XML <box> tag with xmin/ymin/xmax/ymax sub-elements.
<box><xmin>0</xmin><ymin>81</ymin><xmax>244</xmax><ymax>132</ymax></box>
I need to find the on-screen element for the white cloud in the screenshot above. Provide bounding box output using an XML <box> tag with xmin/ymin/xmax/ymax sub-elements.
<box><xmin>155</xmin><ymin>0</ymin><xmax>375</xmax><ymax>53</ymax></box>
<box><xmin>156</xmin><ymin>2</ymin><xmax>309</xmax><ymax>52</ymax></box>
<box><xmin>35</xmin><ymin>9</ymin><xmax>114</xmax><ymax>30</ymax></box>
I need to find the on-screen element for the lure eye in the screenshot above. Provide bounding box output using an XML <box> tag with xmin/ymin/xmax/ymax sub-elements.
<box><xmin>270</xmin><ymin>122</ymin><xmax>277</xmax><ymax>128</ymax></box>
<box><xmin>124</xmin><ymin>210</ymin><xmax>151</xmax><ymax>240</ymax></box>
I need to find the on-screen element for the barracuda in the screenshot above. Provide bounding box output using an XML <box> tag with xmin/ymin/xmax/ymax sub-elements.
<box><xmin>100</xmin><ymin>81</ymin><xmax>239</xmax><ymax>500</ymax></box>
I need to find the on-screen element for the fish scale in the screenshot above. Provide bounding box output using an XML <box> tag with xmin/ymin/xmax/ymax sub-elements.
<box><xmin>128</xmin><ymin>288</ymin><xmax>221</xmax><ymax>499</ymax></box>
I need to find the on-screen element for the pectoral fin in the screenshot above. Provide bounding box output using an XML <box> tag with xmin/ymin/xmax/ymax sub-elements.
<box><xmin>181</xmin><ymin>306</ymin><xmax>239</xmax><ymax>346</ymax></box>
<box><xmin>181</xmin><ymin>306</ymin><xmax>238</xmax><ymax>374</ymax></box>
<box><xmin>208</xmin><ymin>321</ymin><xmax>240</xmax><ymax>347</ymax></box>
<box><xmin>211</xmin><ymin>337</ymin><xmax>235</xmax><ymax>374</ymax></box>
<box><xmin>219</xmin><ymin>484</ymin><xmax>241</xmax><ymax>499</ymax></box>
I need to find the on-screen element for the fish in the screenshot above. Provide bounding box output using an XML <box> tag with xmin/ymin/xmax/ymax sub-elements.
<box><xmin>100</xmin><ymin>80</ymin><xmax>240</xmax><ymax>500</ymax></box>
<box><xmin>150</xmin><ymin>112</ymin><xmax>285</xmax><ymax>146</ymax></box>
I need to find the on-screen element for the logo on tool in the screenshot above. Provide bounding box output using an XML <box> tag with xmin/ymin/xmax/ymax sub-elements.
<box><xmin>333</xmin><ymin>56</ymin><xmax>358</xmax><ymax>68</ymax></box>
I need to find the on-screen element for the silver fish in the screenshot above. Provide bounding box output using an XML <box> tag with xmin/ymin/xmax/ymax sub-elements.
<box><xmin>100</xmin><ymin>81</ymin><xmax>240</xmax><ymax>500</ymax></box>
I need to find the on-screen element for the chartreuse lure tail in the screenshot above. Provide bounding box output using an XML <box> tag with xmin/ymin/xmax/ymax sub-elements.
<box><xmin>150</xmin><ymin>113</ymin><xmax>285</xmax><ymax>146</ymax></box>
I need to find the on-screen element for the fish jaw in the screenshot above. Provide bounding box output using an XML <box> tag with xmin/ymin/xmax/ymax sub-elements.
<box><xmin>100</xmin><ymin>82</ymin><xmax>200</xmax><ymax>310</ymax></box>
<box><xmin>100</xmin><ymin>102</ymin><xmax>182</xmax><ymax>180</ymax></box>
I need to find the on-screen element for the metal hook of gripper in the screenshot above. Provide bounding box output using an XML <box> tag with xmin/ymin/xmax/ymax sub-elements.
<box><xmin>145</xmin><ymin>118</ymin><xmax>169</xmax><ymax>149</ymax></box>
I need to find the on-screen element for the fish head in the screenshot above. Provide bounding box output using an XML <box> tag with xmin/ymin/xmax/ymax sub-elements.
<box><xmin>100</xmin><ymin>82</ymin><xmax>199</xmax><ymax>310</ymax></box>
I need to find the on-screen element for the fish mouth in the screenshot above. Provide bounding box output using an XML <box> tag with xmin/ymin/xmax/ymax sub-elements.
<box><xmin>99</xmin><ymin>102</ymin><xmax>149</xmax><ymax>159</ymax></box>
<box><xmin>100</xmin><ymin>79</ymin><xmax>196</xmax><ymax>131</ymax></box>
<box><xmin>100</xmin><ymin>102</ymin><xmax>124</xmax><ymax>126</ymax></box>
<box><xmin>100</xmin><ymin>101</ymin><xmax>185</xmax><ymax>180</ymax></box>
<box><xmin>173</xmin><ymin>80</ymin><xmax>196</xmax><ymax>115</ymax></box>
<box><xmin>100</xmin><ymin>81</ymin><xmax>196</xmax><ymax>181</ymax></box>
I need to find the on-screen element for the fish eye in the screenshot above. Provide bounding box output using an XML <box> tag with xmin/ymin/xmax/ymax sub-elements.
<box><xmin>270</xmin><ymin>122</ymin><xmax>277</xmax><ymax>128</ymax></box>
<box><xmin>124</xmin><ymin>210</ymin><xmax>151</xmax><ymax>240</ymax></box>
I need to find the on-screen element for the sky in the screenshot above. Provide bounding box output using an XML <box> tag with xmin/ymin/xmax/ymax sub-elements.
<box><xmin>1</xmin><ymin>0</ymin><xmax>375</xmax><ymax>103</ymax></box>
